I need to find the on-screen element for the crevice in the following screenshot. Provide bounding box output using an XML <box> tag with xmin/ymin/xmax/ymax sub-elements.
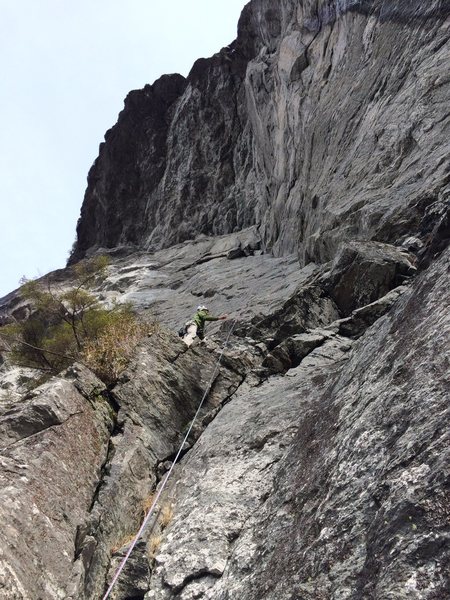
<box><xmin>156</xmin><ymin>445</ymin><xmax>191</xmax><ymax>477</ymax></box>
<box><xmin>87</xmin><ymin>416</ymin><xmax>123</xmax><ymax>513</ymax></box>
<box><xmin>75</xmin><ymin>412</ymin><xmax>127</xmax><ymax>594</ymax></box>
<box><xmin>73</xmin><ymin>391</ymin><xmax>121</xmax><ymax>530</ymax></box>
<box><xmin>262</xmin><ymin>282</ymin><xmax>411</xmax><ymax>376</ymax></box>
<box><xmin>167</xmin><ymin>345</ymin><xmax>190</xmax><ymax>364</ymax></box>
<box><xmin>170</xmin><ymin>568</ymin><xmax>223</xmax><ymax>595</ymax></box>
<box><xmin>154</xmin><ymin>371</ymin><xmax>248</xmax><ymax>484</ymax></box>
<box><xmin>179</xmin><ymin>252</ymin><xmax>229</xmax><ymax>271</ymax></box>
<box><xmin>0</xmin><ymin>409</ymin><xmax>84</xmax><ymax>452</ymax></box>
<box><xmin>219</xmin><ymin>374</ymin><xmax>247</xmax><ymax>408</ymax></box>
<box><xmin>201</xmin><ymin>374</ymin><xmax>248</xmax><ymax>428</ymax></box>
<box><xmin>101</xmin><ymin>388</ymin><xmax>121</xmax><ymax>414</ymax></box>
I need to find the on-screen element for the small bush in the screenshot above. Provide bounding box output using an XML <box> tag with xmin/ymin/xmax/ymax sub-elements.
<box><xmin>111</xmin><ymin>533</ymin><xmax>136</xmax><ymax>555</ymax></box>
<box><xmin>82</xmin><ymin>310</ymin><xmax>157</xmax><ymax>385</ymax></box>
<box><xmin>159</xmin><ymin>503</ymin><xmax>174</xmax><ymax>529</ymax></box>
<box><xmin>0</xmin><ymin>256</ymin><xmax>157</xmax><ymax>385</ymax></box>
<box><xmin>142</xmin><ymin>493</ymin><xmax>156</xmax><ymax>518</ymax></box>
<box><xmin>110</xmin><ymin>497</ymin><xmax>174</xmax><ymax>560</ymax></box>
<box><xmin>147</xmin><ymin>535</ymin><xmax>163</xmax><ymax>560</ymax></box>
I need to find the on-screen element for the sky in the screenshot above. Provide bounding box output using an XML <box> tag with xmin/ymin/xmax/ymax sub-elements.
<box><xmin>0</xmin><ymin>0</ymin><xmax>247</xmax><ymax>298</ymax></box>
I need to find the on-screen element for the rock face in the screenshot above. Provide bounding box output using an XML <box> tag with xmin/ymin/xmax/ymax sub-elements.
<box><xmin>1</xmin><ymin>1</ymin><xmax>450</xmax><ymax>599</ymax></box>
<box><xmin>0</xmin><ymin>327</ymin><xmax>259</xmax><ymax>600</ymax></box>
<box><xmin>69</xmin><ymin>328</ymin><xmax>266</xmax><ymax>600</ymax></box>
<box><xmin>71</xmin><ymin>0</ymin><xmax>450</xmax><ymax>269</ymax></box>
<box><xmin>0</xmin><ymin>366</ymin><xmax>113</xmax><ymax>599</ymax></box>
<box><xmin>145</xmin><ymin>247</ymin><xmax>449</xmax><ymax>600</ymax></box>
<box><xmin>1</xmin><ymin>234</ymin><xmax>448</xmax><ymax>599</ymax></box>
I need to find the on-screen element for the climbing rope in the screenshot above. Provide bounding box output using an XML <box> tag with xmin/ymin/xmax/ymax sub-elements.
<box><xmin>102</xmin><ymin>320</ymin><xmax>236</xmax><ymax>600</ymax></box>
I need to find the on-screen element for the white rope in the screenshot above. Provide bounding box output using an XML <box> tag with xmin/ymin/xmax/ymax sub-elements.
<box><xmin>102</xmin><ymin>320</ymin><xmax>236</xmax><ymax>600</ymax></box>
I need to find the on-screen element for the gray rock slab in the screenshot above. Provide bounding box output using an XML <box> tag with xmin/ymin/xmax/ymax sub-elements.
<box><xmin>0</xmin><ymin>368</ymin><xmax>113</xmax><ymax>600</ymax></box>
<box><xmin>145</xmin><ymin>247</ymin><xmax>450</xmax><ymax>599</ymax></box>
<box><xmin>95</xmin><ymin>230</ymin><xmax>312</xmax><ymax>331</ymax></box>
<box><xmin>68</xmin><ymin>328</ymin><xmax>261</xmax><ymax>599</ymax></box>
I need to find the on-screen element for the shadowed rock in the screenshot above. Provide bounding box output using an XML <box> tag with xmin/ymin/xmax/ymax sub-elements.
<box><xmin>327</xmin><ymin>241</ymin><xmax>416</xmax><ymax>315</ymax></box>
<box><xmin>70</xmin><ymin>0</ymin><xmax>450</xmax><ymax>270</ymax></box>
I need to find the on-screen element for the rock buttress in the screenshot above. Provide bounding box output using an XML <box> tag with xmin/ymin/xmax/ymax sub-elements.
<box><xmin>145</xmin><ymin>247</ymin><xmax>450</xmax><ymax>599</ymax></box>
<box><xmin>70</xmin><ymin>0</ymin><xmax>450</xmax><ymax>267</ymax></box>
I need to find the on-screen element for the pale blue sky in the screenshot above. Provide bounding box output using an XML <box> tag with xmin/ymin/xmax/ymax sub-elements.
<box><xmin>0</xmin><ymin>0</ymin><xmax>247</xmax><ymax>298</ymax></box>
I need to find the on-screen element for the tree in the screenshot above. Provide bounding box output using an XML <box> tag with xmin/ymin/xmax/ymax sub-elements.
<box><xmin>0</xmin><ymin>256</ymin><xmax>155</xmax><ymax>384</ymax></box>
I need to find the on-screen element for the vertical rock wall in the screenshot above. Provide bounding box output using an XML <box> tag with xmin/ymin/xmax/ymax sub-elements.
<box><xmin>71</xmin><ymin>0</ymin><xmax>450</xmax><ymax>268</ymax></box>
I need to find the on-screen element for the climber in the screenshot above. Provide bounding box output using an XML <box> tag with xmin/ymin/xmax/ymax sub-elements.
<box><xmin>181</xmin><ymin>305</ymin><xmax>227</xmax><ymax>346</ymax></box>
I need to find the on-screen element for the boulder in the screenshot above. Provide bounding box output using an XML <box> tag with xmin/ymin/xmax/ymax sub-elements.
<box><xmin>327</xmin><ymin>241</ymin><xmax>416</xmax><ymax>316</ymax></box>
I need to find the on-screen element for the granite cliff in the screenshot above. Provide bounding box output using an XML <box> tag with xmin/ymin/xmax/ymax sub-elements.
<box><xmin>70</xmin><ymin>0</ymin><xmax>449</xmax><ymax>267</ymax></box>
<box><xmin>1</xmin><ymin>1</ymin><xmax>449</xmax><ymax>599</ymax></box>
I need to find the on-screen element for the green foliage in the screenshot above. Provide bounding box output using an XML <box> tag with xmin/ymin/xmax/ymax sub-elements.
<box><xmin>7</xmin><ymin>318</ymin><xmax>75</xmax><ymax>373</ymax></box>
<box><xmin>82</xmin><ymin>308</ymin><xmax>158</xmax><ymax>385</ymax></box>
<box><xmin>72</xmin><ymin>255</ymin><xmax>109</xmax><ymax>286</ymax></box>
<box><xmin>0</xmin><ymin>256</ymin><xmax>155</xmax><ymax>384</ymax></box>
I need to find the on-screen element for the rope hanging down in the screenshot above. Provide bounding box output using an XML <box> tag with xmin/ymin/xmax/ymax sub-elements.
<box><xmin>102</xmin><ymin>320</ymin><xmax>236</xmax><ymax>600</ymax></box>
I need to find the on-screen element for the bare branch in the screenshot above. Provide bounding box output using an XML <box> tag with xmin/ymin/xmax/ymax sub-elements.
<box><xmin>0</xmin><ymin>331</ymin><xmax>81</xmax><ymax>368</ymax></box>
